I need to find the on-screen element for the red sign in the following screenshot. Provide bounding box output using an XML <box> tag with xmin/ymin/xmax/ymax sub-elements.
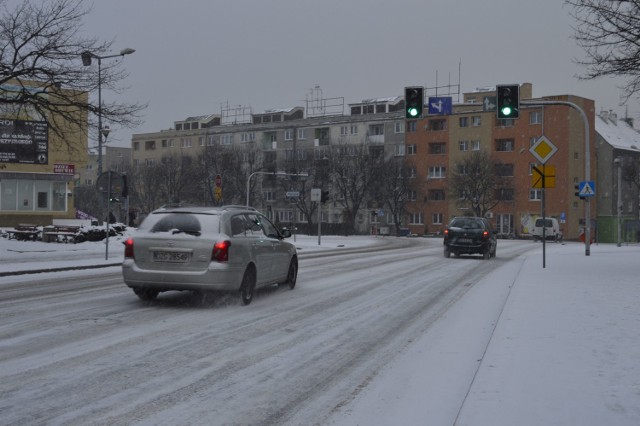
<box><xmin>54</xmin><ymin>163</ymin><xmax>75</xmax><ymax>174</ymax></box>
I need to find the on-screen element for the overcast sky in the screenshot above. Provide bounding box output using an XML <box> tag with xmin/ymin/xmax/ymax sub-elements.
<box><xmin>75</xmin><ymin>0</ymin><xmax>640</xmax><ymax>147</ymax></box>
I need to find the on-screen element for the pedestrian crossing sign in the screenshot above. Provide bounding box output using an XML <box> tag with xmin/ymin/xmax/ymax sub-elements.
<box><xmin>579</xmin><ymin>181</ymin><xmax>596</xmax><ymax>197</ymax></box>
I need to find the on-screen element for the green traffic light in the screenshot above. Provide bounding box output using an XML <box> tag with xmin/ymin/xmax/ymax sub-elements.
<box><xmin>501</xmin><ymin>106</ymin><xmax>512</xmax><ymax>116</ymax></box>
<box><xmin>407</xmin><ymin>107</ymin><xmax>418</xmax><ymax>117</ymax></box>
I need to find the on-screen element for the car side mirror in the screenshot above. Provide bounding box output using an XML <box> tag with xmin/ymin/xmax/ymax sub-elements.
<box><xmin>281</xmin><ymin>229</ymin><xmax>292</xmax><ymax>239</ymax></box>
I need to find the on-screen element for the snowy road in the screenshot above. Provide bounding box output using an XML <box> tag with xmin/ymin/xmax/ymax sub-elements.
<box><xmin>0</xmin><ymin>238</ymin><xmax>534</xmax><ymax>425</ymax></box>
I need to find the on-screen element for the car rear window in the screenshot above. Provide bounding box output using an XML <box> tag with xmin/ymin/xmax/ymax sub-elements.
<box><xmin>450</xmin><ymin>218</ymin><xmax>484</xmax><ymax>229</ymax></box>
<box><xmin>535</xmin><ymin>219</ymin><xmax>553</xmax><ymax>227</ymax></box>
<box><xmin>139</xmin><ymin>212</ymin><xmax>220</xmax><ymax>235</ymax></box>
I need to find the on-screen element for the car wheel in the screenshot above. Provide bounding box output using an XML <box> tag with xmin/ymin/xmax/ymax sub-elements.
<box><xmin>133</xmin><ymin>288</ymin><xmax>158</xmax><ymax>301</ymax></box>
<box><xmin>285</xmin><ymin>257</ymin><xmax>298</xmax><ymax>290</ymax></box>
<box><xmin>444</xmin><ymin>247</ymin><xmax>451</xmax><ymax>258</ymax></box>
<box><xmin>483</xmin><ymin>248</ymin><xmax>491</xmax><ymax>260</ymax></box>
<box><xmin>240</xmin><ymin>266</ymin><xmax>256</xmax><ymax>306</ymax></box>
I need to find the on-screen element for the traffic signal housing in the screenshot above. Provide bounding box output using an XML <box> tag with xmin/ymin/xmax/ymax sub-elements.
<box><xmin>405</xmin><ymin>86</ymin><xmax>424</xmax><ymax>119</ymax></box>
<box><xmin>321</xmin><ymin>190</ymin><xmax>329</xmax><ymax>203</ymax></box>
<box><xmin>496</xmin><ymin>84</ymin><xmax>519</xmax><ymax>119</ymax></box>
<box><xmin>574</xmin><ymin>184</ymin><xmax>585</xmax><ymax>200</ymax></box>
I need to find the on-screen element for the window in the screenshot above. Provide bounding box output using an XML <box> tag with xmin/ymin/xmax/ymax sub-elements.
<box><xmin>428</xmin><ymin>119</ymin><xmax>446</xmax><ymax>131</ymax></box>
<box><xmin>497</xmin><ymin>118</ymin><xmax>515</xmax><ymax>127</ymax></box>
<box><xmin>161</xmin><ymin>140</ymin><xmax>168</xmax><ymax>148</ymax></box>
<box><xmin>459</xmin><ymin>140</ymin><xmax>480</xmax><ymax>151</ymax></box>
<box><xmin>408</xmin><ymin>167</ymin><xmax>417</xmax><ymax>178</ymax></box>
<box><xmin>180</xmin><ymin>138</ymin><xmax>192</xmax><ymax>148</ymax></box>
<box><xmin>429</xmin><ymin>143</ymin><xmax>446</xmax><ymax>154</ymax></box>
<box><xmin>370</xmin><ymin>124</ymin><xmax>384</xmax><ymax>135</ymax></box>
<box><xmin>407</xmin><ymin>121</ymin><xmax>417</xmax><ymax>132</ymax></box>
<box><xmin>497</xmin><ymin>188</ymin><xmax>514</xmax><ymax>201</ymax></box>
<box><xmin>199</xmin><ymin>137</ymin><xmax>205</xmax><ymax>147</ymax></box>
<box><xmin>428</xmin><ymin>189</ymin><xmax>445</xmax><ymax>201</ymax></box>
<box><xmin>221</xmin><ymin>134</ymin><xmax>232</xmax><ymax>145</ymax></box>
<box><xmin>529</xmin><ymin>162</ymin><xmax>538</xmax><ymax>175</ymax></box>
<box><xmin>407</xmin><ymin>190</ymin><xmax>417</xmax><ymax>201</ymax></box>
<box><xmin>471</xmin><ymin>116</ymin><xmax>481</xmax><ymax>127</ymax></box>
<box><xmin>409</xmin><ymin>212</ymin><xmax>424</xmax><ymax>225</ymax></box>
<box><xmin>432</xmin><ymin>213</ymin><xmax>443</xmax><ymax>225</ymax></box>
<box><xmin>394</xmin><ymin>121</ymin><xmax>404</xmax><ymax>133</ymax></box>
<box><xmin>529</xmin><ymin>111</ymin><xmax>542</xmax><ymax>124</ymax></box>
<box><xmin>428</xmin><ymin>166</ymin><xmax>446</xmax><ymax>178</ymax></box>
<box><xmin>350</xmin><ymin>124</ymin><xmax>358</xmax><ymax>135</ymax></box>
<box><xmin>407</xmin><ymin>144</ymin><xmax>417</xmax><ymax>155</ymax></box>
<box><xmin>241</xmin><ymin>132</ymin><xmax>255</xmax><ymax>143</ymax></box>
<box><xmin>495</xmin><ymin>139</ymin><xmax>514</xmax><ymax>152</ymax></box>
<box><xmin>145</xmin><ymin>140</ymin><xmax>156</xmax><ymax>150</ymax></box>
<box><xmin>529</xmin><ymin>189</ymin><xmax>542</xmax><ymax>200</ymax></box>
<box><xmin>495</xmin><ymin>163</ymin><xmax>514</xmax><ymax>177</ymax></box>
<box><xmin>459</xmin><ymin>117</ymin><xmax>469</xmax><ymax>127</ymax></box>
<box><xmin>297</xmin><ymin>128</ymin><xmax>307</xmax><ymax>140</ymax></box>
<box><xmin>262</xmin><ymin>191</ymin><xmax>276</xmax><ymax>201</ymax></box>
<box><xmin>340</xmin><ymin>126</ymin><xmax>348</xmax><ymax>136</ymax></box>
<box><xmin>284</xmin><ymin>129</ymin><xmax>294</xmax><ymax>140</ymax></box>
<box><xmin>394</xmin><ymin>144</ymin><xmax>405</xmax><ymax>156</ymax></box>
<box><xmin>277</xmin><ymin>210</ymin><xmax>294</xmax><ymax>224</ymax></box>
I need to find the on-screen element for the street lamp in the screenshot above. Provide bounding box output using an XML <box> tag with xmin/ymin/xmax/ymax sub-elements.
<box><xmin>81</xmin><ymin>48</ymin><xmax>135</xmax><ymax>177</ymax></box>
<box><xmin>246</xmin><ymin>171</ymin><xmax>308</xmax><ymax>207</ymax></box>
<box><xmin>614</xmin><ymin>157</ymin><xmax>623</xmax><ymax>247</ymax></box>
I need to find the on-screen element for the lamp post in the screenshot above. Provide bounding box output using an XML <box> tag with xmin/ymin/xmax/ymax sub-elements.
<box><xmin>614</xmin><ymin>157</ymin><xmax>622</xmax><ymax>247</ymax></box>
<box><xmin>246</xmin><ymin>171</ymin><xmax>308</xmax><ymax>207</ymax></box>
<box><xmin>81</xmin><ymin>48</ymin><xmax>135</xmax><ymax>177</ymax></box>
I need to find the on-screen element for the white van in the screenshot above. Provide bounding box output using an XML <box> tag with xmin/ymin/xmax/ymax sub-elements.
<box><xmin>532</xmin><ymin>217</ymin><xmax>562</xmax><ymax>242</ymax></box>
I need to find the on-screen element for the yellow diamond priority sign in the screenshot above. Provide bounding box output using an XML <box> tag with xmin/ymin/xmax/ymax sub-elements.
<box><xmin>530</xmin><ymin>136</ymin><xmax>558</xmax><ymax>164</ymax></box>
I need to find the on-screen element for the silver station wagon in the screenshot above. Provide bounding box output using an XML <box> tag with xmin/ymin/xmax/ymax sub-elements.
<box><xmin>122</xmin><ymin>205</ymin><xmax>298</xmax><ymax>305</ymax></box>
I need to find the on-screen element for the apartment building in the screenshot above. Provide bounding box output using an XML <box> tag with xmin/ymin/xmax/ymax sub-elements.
<box><xmin>130</xmin><ymin>98</ymin><xmax>406</xmax><ymax>233</ymax></box>
<box><xmin>404</xmin><ymin>83</ymin><xmax>597</xmax><ymax>240</ymax></box>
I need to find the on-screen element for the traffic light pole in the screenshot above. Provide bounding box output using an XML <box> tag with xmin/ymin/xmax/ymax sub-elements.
<box><xmin>522</xmin><ymin>100</ymin><xmax>591</xmax><ymax>256</ymax></box>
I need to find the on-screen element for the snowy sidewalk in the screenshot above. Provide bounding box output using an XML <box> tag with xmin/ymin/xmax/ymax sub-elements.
<box><xmin>331</xmin><ymin>242</ymin><xmax>640</xmax><ymax>426</ymax></box>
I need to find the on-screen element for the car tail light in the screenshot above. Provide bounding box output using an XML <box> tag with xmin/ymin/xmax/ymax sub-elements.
<box><xmin>482</xmin><ymin>231</ymin><xmax>489</xmax><ymax>239</ymax></box>
<box><xmin>212</xmin><ymin>240</ymin><xmax>231</xmax><ymax>262</ymax></box>
<box><xmin>124</xmin><ymin>238</ymin><xmax>135</xmax><ymax>258</ymax></box>
<box><xmin>444</xmin><ymin>229</ymin><xmax>449</xmax><ymax>238</ymax></box>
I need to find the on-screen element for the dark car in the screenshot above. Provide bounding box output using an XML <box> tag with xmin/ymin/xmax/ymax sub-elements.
<box><xmin>443</xmin><ymin>216</ymin><xmax>497</xmax><ymax>259</ymax></box>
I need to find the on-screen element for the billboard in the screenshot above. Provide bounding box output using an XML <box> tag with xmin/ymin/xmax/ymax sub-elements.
<box><xmin>0</xmin><ymin>119</ymin><xmax>48</xmax><ymax>164</ymax></box>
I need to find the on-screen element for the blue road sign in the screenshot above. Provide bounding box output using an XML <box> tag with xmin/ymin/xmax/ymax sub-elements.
<box><xmin>578</xmin><ymin>181</ymin><xmax>596</xmax><ymax>197</ymax></box>
<box><xmin>428</xmin><ymin>97</ymin><xmax>452</xmax><ymax>115</ymax></box>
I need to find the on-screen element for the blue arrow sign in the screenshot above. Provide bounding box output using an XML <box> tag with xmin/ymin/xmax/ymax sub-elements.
<box><xmin>428</xmin><ymin>97</ymin><xmax>452</xmax><ymax>115</ymax></box>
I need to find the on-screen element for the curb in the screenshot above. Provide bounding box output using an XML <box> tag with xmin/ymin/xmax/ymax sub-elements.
<box><xmin>0</xmin><ymin>263</ymin><xmax>122</xmax><ymax>277</ymax></box>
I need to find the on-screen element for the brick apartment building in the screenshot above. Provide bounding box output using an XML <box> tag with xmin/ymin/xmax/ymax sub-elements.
<box><xmin>404</xmin><ymin>83</ymin><xmax>596</xmax><ymax>240</ymax></box>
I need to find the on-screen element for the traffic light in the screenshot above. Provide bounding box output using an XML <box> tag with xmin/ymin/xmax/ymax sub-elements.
<box><xmin>405</xmin><ymin>86</ymin><xmax>424</xmax><ymax>119</ymax></box>
<box><xmin>574</xmin><ymin>184</ymin><xmax>585</xmax><ymax>200</ymax></box>
<box><xmin>496</xmin><ymin>84</ymin><xmax>519</xmax><ymax>119</ymax></box>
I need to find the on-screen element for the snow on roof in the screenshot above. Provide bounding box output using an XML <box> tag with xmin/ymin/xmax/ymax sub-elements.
<box><xmin>595</xmin><ymin>112</ymin><xmax>640</xmax><ymax>153</ymax></box>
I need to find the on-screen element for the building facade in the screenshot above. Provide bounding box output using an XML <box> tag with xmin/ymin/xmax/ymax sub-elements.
<box><xmin>404</xmin><ymin>84</ymin><xmax>597</xmax><ymax>240</ymax></box>
<box><xmin>0</xmin><ymin>81</ymin><xmax>88</xmax><ymax>227</ymax></box>
<box><xmin>129</xmin><ymin>84</ymin><xmax>600</xmax><ymax>238</ymax></box>
<box><xmin>595</xmin><ymin>111</ymin><xmax>640</xmax><ymax>243</ymax></box>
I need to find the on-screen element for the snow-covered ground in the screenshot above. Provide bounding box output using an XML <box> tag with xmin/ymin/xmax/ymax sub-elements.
<box><xmin>1</xmin><ymin>233</ymin><xmax>639</xmax><ymax>425</ymax></box>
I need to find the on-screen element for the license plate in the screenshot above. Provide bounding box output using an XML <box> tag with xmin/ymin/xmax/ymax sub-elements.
<box><xmin>153</xmin><ymin>251</ymin><xmax>191</xmax><ymax>263</ymax></box>
<box><xmin>457</xmin><ymin>238</ymin><xmax>472</xmax><ymax>243</ymax></box>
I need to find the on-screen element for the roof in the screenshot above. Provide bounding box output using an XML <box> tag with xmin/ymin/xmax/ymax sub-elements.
<box><xmin>595</xmin><ymin>112</ymin><xmax>640</xmax><ymax>153</ymax></box>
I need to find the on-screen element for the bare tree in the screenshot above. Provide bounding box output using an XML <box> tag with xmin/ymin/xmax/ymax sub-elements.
<box><xmin>567</xmin><ymin>0</ymin><xmax>640</xmax><ymax>102</ymax></box>
<box><xmin>0</xmin><ymin>0</ymin><xmax>145</xmax><ymax>139</ymax></box>
<box><xmin>450</xmin><ymin>151</ymin><xmax>510</xmax><ymax>218</ymax></box>
<box><xmin>372</xmin><ymin>155</ymin><xmax>415</xmax><ymax>232</ymax></box>
<box><xmin>329</xmin><ymin>143</ymin><xmax>382</xmax><ymax>235</ymax></box>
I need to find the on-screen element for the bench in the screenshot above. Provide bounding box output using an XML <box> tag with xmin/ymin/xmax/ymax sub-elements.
<box><xmin>43</xmin><ymin>225</ymin><xmax>81</xmax><ymax>243</ymax></box>
<box><xmin>7</xmin><ymin>224</ymin><xmax>40</xmax><ymax>241</ymax></box>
